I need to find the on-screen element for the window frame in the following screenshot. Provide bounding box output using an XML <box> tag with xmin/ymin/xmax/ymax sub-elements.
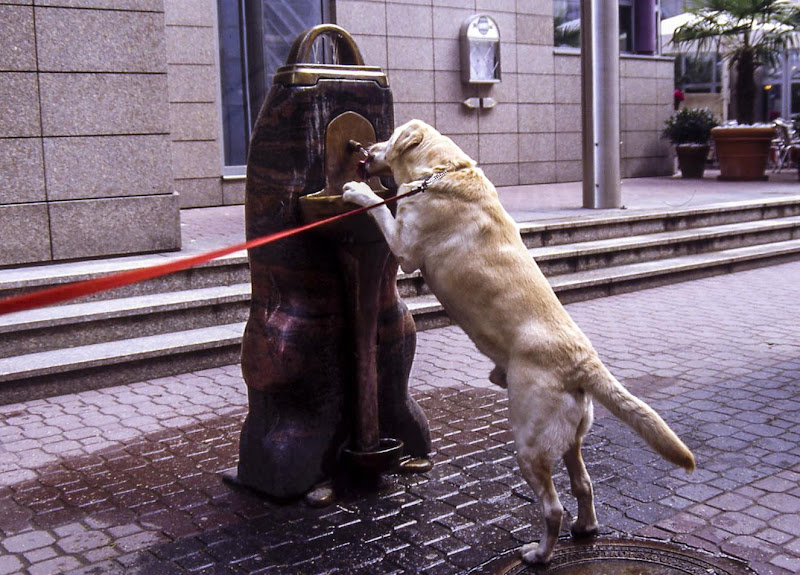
<box><xmin>216</xmin><ymin>0</ymin><xmax>332</xmax><ymax>177</ymax></box>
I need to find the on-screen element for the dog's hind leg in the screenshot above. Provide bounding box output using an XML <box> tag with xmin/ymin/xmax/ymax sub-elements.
<box><xmin>518</xmin><ymin>455</ymin><xmax>563</xmax><ymax>564</ymax></box>
<box><xmin>564</xmin><ymin>437</ymin><xmax>599</xmax><ymax>539</ymax></box>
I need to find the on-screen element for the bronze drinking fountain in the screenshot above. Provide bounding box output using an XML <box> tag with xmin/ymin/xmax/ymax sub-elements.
<box><xmin>225</xmin><ymin>25</ymin><xmax>431</xmax><ymax>505</ymax></box>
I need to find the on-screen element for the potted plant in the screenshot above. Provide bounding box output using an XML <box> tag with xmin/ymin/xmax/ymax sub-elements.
<box><xmin>671</xmin><ymin>0</ymin><xmax>800</xmax><ymax>180</ymax></box>
<box><xmin>663</xmin><ymin>107</ymin><xmax>719</xmax><ymax>178</ymax></box>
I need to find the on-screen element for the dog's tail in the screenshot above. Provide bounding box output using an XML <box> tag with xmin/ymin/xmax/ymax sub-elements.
<box><xmin>583</xmin><ymin>360</ymin><xmax>695</xmax><ymax>472</ymax></box>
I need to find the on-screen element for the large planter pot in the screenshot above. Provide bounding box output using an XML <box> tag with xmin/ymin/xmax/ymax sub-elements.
<box><xmin>675</xmin><ymin>144</ymin><xmax>710</xmax><ymax>179</ymax></box>
<box><xmin>711</xmin><ymin>126</ymin><xmax>776</xmax><ymax>181</ymax></box>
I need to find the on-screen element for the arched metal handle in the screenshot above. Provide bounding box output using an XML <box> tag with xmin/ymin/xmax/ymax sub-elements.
<box><xmin>285</xmin><ymin>24</ymin><xmax>365</xmax><ymax>66</ymax></box>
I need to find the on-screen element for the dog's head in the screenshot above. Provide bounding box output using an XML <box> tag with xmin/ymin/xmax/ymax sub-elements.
<box><xmin>361</xmin><ymin>120</ymin><xmax>474</xmax><ymax>184</ymax></box>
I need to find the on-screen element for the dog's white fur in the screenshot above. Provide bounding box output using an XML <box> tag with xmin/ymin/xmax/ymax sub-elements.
<box><xmin>343</xmin><ymin>120</ymin><xmax>695</xmax><ymax>564</ymax></box>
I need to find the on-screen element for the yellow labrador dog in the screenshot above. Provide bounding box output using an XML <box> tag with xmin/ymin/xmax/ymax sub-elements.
<box><xmin>343</xmin><ymin>119</ymin><xmax>695</xmax><ymax>564</ymax></box>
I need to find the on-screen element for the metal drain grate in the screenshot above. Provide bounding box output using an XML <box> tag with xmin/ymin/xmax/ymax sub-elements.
<box><xmin>473</xmin><ymin>537</ymin><xmax>756</xmax><ymax>575</ymax></box>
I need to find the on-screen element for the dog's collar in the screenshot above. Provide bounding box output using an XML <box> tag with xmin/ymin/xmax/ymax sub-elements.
<box><xmin>408</xmin><ymin>170</ymin><xmax>448</xmax><ymax>195</ymax></box>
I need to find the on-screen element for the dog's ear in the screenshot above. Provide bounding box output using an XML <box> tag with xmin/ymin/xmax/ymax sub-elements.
<box><xmin>390</xmin><ymin>128</ymin><xmax>423</xmax><ymax>158</ymax></box>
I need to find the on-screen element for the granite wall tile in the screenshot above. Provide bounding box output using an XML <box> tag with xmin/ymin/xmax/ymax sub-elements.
<box><xmin>49</xmin><ymin>194</ymin><xmax>180</xmax><ymax>260</ymax></box>
<box><xmin>479</xmin><ymin>133</ymin><xmax>518</xmax><ymax>164</ymax></box>
<box><xmin>656</xmin><ymin>77</ymin><xmax>674</xmax><ymax>105</ymax></box>
<box><xmin>517</xmin><ymin>73</ymin><xmax>553</xmax><ymax>103</ymax></box>
<box><xmin>622</xmin><ymin>56</ymin><xmax>658</xmax><ymax>78</ymax></box>
<box><xmin>517</xmin><ymin>14</ymin><xmax>552</xmax><ymax>45</ymax></box>
<box><xmin>623</xmin><ymin>129</ymin><xmax>670</xmax><ymax>159</ymax></box>
<box><xmin>435</xmin><ymin>0</ymin><xmax>473</xmax><ymax>8</ymax></box>
<box><xmin>515</xmin><ymin>1</ymin><xmax>551</xmax><ymax>16</ymax></box>
<box><xmin>390</xmin><ymin>70</ymin><xmax>435</xmax><ymax>103</ymax></box>
<box><xmin>433</xmin><ymin>38</ymin><xmax>459</xmax><ymax>71</ymax></box>
<box><xmin>448</xmin><ymin>133</ymin><xmax>479</xmax><ymax>159</ymax></box>
<box><xmin>519</xmin><ymin>161</ymin><xmax>556</xmax><ymax>184</ymax></box>
<box><xmin>170</xmin><ymin>140</ymin><xmax>220</xmax><ymax>180</ymax></box>
<box><xmin>431</xmin><ymin>6</ymin><xmax>472</xmax><ymax>40</ymax></box>
<box><xmin>0</xmin><ymin>73</ymin><xmax>40</xmax><ymax>137</ymax></box>
<box><xmin>434</xmin><ymin>71</ymin><xmax>468</xmax><ymax>103</ymax></box>
<box><xmin>168</xmin><ymin>102</ymin><xmax>219</xmax><ymax>141</ymax></box>
<box><xmin>39</xmin><ymin>73</ymin><xmax>169</xmax><ymax>136</ymax></box>
<box><xmin>656</xmin><ymin>58</ymin><xmax>674</xmax><ymax>79</ymax></box>
<box><xmin>388</xmin><ymin>36</ymin><xmax>434</xmax><ymax>70</ymax></box>
<box><xmin>0</xmin><ymin>203</ymin><xmax>51</xmax><ymax>266</ymax></box>
<box><xmin>519</xmin><ymin>103</ymin><xmax>555</xmax><ymax>133</ymax></box>
<box><xmin>0</xmin><ymin>5</ymin><xmax>36</xmax><ymax>71</ymax></box>
<box><xmin>477</xmin><ymin>0</ymin><xmax>516</xmax><ymax>14</ymax></box>
<box><xmin>43</xmin><ymin>135</ymin><xmax>172</xmax><ymax>201</ymax></box>
<box><xmin>553</xmin><ymin>73</ymin><xmax>581</xmax><ymax>104</ymax></box>
<box><xmin>34</xmin><ymin>1</ymin><xmax>162</xmax><ymax>11</ymax></box>
<box><xmin>393</xmin><ymin>103</ymin><xmax>435</xmax><ymax>125</ymax></box>
<box><xmin>621</xmin><ymin>76</ymin><xmax>659</xmax><ymax>105</ymax></box>
<box><xmin>555</xmin><ymin>103</ymin><xmax>581</xmax><ymax>132</ymax></box>
<box><xmin>555</xmin><ymin>159</ymin><xmax>581</xmax><ymax>182</ymax></box>
<box><xmin>482</xmin><ymin>162</ymin><xmax>519</xmax><ymax>187</ymax></box>
<box><xmin>554</xmin><ymin>52</ymin><xmax>581</xmax><ymax>76</ymax></box>
<box><xmin>222</xmin><ymin>178</ymin><xmax>245</xmax><ymax>205</ymax></box>
<box><xmin>490</xmin><ymin>10</ymin><xmax>518</xmax><ymax>43</ymax></box>
<box><xmin>350</xmin><ymin>34</ymin><xmax>387</xmax><ymax>69</ymax></box>
<box><xmin>35</xmin><ymin>7</ymin><xmax>166</xmax><ymax>73</ymax></box>
<box><xmin>519</xmin><ymin>132</ymin><xmax>555</xmax><ymax>162</ymax></box>
<box><xmin>336</xmin><ymin>1</ymin><xmax>386</xmax><ymax>36</ymax></box>
<box><xmin>556</xmin><ymin>131</ymin><xmax>581</xmax><ymax>161</ymax></box>
<box><xmin>435</xmin><ymin>102</ymin><xmax>479</xmax><ymax>135</ymax></box>
<box><xmin>479</xmin><ymin>103</ymin><xmax>518</xmax><ymax>134</ymax></box>
<box><xmin>165</xmin><ymin>26</ymin><xmax>215</xmax><ymax>65</ymax></box>
<box><xmin>0</xmin><ymin>138</ymin><xmax>45</xmax><ymax>204</ymax></box>
<box><xmin>624</xmin><ymin>155</ymin><xmax>674</xmax><ymax>178</ymax></box>
<box><xmin>491</xmin><ymin>71</ymin><xmax>518</xmax><ymax>103</ymax></box>
<box><xmin>517</xmin><ymin>45</ymin><xmax>554</xmax><ymax>74</ymax></box>
<box><xmin>621</xmin><ymin>104</ymin><xmax>658</xmax><ymax>132</ymax></box>
<box><xmin>167</xmin><ymin>64</ymin><xmax>218</xmax><ymax>103</ymax></box>
<box><xmin>387</xmin><ymin>2</ymin><xmax>432</xmax><ymax>37</ymax></box>
<box><xmin>164</xmin><ymin>0</ymin><xmax>213</xmax><ymax>26</ymax></box>
<box><xmin>174</xmin><ymin>177</ymin><xmax>222</xmax><ymax>208</ymax></box>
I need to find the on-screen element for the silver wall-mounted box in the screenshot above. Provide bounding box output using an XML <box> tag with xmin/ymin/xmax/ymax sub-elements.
<box><xmin>460</xmin><ymin>14</ymin><xmax>501</xmax><ymax>85</ymax></box>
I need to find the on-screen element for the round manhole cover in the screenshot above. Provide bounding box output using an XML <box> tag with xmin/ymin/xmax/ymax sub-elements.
<box><xmin>473</xmin><ymin>537</ymin><xmax>756</xmax><ymax>575</ymax></box>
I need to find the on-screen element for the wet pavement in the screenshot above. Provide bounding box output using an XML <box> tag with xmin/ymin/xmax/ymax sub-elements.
<box><xmin>1</xmin><ymin>257</ymin><xmax>799</xmax><ymax>574</ymax></box>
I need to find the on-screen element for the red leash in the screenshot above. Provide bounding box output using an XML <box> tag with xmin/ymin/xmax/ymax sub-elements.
<box><xmin>0</xmin><ymin>185</ymin><xmax>428</xmax><ymax>317</ymax></box>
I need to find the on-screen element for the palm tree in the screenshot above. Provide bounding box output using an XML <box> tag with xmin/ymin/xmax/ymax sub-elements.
<box><xmin>671</xmin><ymin>0</ymin><xmax>800</xmax><ymax>124</ymax></box>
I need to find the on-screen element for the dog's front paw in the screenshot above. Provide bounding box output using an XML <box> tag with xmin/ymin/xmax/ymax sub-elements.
<box><xmin>343</xmin><ymin>181</ymin><xmax>382</xmax><ymax>207</ymax></box>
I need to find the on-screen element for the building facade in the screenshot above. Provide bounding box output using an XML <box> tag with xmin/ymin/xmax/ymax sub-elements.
<box><xmin>1</xmin><ymin>0</ymin><xmax>674</xmax><ymax>267</ymax></box>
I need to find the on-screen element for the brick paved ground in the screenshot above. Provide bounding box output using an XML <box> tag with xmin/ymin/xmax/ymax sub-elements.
<box><xmin>1</xmin><ymin>261</ymin><xmax>799</xmax><ymax>574</ymax></box>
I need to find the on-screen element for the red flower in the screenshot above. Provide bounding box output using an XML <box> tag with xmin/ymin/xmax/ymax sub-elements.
<box><xmin>674</xmin><ymin>89</ymin><xmax>685</xmax><ymax>101</ymax></box>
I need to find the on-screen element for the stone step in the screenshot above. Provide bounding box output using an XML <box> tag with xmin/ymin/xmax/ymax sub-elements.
<box><xmin>0</xmin><ymin>251</ymin><xmax>249</xmax><ymax>301</ymax></box>
<box><xmin>517</xmin><ymin>196</ymin><xmax>800</xmax><ymax>248</ymax></box>
<box><xmin>530</xmin><ymin>215</ymin><xmax>800</xmax><ymax>275</ymax></box>
<box><xmin>549</xmin><ymin>238</ymin><xmax>800</xmax><ymax>303</ymax></box>
<box><xmin>3</xmin><ymin>196</ymin><xmax>798</xmax><ymax>302</ymax></box>
<box><xmin>405</xmin><ymin>239</ymin><xmax>800</xmax><ymax>327</ymax></box>
<box><xmin>0</xmin><ymin>284</ymin><xmax>251</xmax><ymax>358</ymax></box>
<box><xmin>0</xmin><ymin>323</ymin><xmax>246</xmax><ymax>405</ymax></box>
<box><xmin>4</xmin><ymin>240</ymin><xmax>799</xmax><ymax>405</ymax></box>
<box><xmin>3</xmin><ymin>197</ymin><xmax>800</xmax><ymax>404</ymax></box>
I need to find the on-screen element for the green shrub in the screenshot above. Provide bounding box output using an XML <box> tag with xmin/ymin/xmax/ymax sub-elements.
<box><xmin>662</xmin><ymin>107</ymin><xmax>719</xmax><ymax>145</ymax></box>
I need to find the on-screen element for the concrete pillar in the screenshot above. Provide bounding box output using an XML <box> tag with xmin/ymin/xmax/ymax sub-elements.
<box><xmin>581</xmin><ymin>0</ymin><xmax>622</xmax><ymax>209</ymax></box>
